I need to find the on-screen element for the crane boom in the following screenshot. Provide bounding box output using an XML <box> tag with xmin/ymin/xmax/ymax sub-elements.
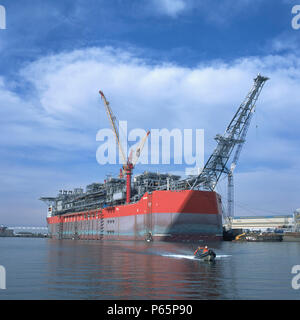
<box><xmin>99</xmin><ymin>91</ymin><xmax>127</xmax><ymax>165</ymax></box>
<box><xmin>131</xmin><ymin>131</ymin><xmax>150</xmax><ymax>168</ymax></box>
<box><xmin>190</xmin><ymin>74</ymin><xmax>269</xmax><ymax>191</ymax></box>
<box><xmin>230</xmin><ymin>106</ymin><xmax>255</xmax><ymax>173</ymax></box>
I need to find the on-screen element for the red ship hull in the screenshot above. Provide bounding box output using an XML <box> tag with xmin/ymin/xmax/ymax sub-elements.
<box><xmin>47</xmin><ymin>190</ymin><xmax>223</xmax><ymax>241</ymax></box>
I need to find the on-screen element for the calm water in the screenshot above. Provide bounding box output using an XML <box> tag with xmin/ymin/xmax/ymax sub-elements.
<box><xmin>0</xmin><ymin>237</ymin><xmax>300</xmax><ymax>300</ymax></box>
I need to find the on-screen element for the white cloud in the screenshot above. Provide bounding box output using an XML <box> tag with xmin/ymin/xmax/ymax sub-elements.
<box><xmin>2</xmin><ymin>47</ymin><xmax>300</xmax><ymax>160</ymax></box>
<box><xmin>147</xmin><ymin>0</ymin><xmax>265</xmax><ymax>22</ymax></box>
<box><xmin>2</xmin><ymin>47</ymin><xmax>300</xmax><ymax>164</ymax></box>
<box><xmin>269</xmin><ymin>33</ymin><xmax>300</xmax><ymax>53</ymax></box>
<box><xmin>152</xmin><ymin>0</ymin><xmax>187</xmax><ymax>17</ymax></box>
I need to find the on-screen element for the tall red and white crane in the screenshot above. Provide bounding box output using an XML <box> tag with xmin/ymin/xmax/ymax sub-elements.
<box><xmin>99</xmin><ymin>90</ymin><xmax>150</xmax><ymax>203</ymax></box>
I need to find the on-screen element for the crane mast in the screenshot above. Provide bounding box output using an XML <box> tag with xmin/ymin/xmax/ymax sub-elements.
<box><xmin>224</xmin><ymin>106</ymin><xmax>256</xmax><ymax>229</ymax></box>
<box><xmin>190</xmin><ymin>74</ymin><xmax>269</xmax><ymax>191</ymax></box>
<box><xmin>226</xmin><ymin>171</ymin><xmax>234</xmax><ymax>229</ymax></box>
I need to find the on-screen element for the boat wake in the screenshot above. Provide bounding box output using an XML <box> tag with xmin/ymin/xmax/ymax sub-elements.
<box><xmin>162</xmin><ymin>254</ymin><xmax>196</xmax><ymax>260</ymax></box>
<box><xmin>215</xmin><ymin>254</ymin><xmax>231</xmax><ymax>259</ymax></box>
<box><xmin>162</xmin><ymin>253</ymin><xmax>231</xmax><ymax>260</ymax></box>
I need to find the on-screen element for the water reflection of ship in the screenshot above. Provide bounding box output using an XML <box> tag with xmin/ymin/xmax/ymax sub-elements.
<box><xmin>46</xmin><ymin>240</ymin><xmax>228</xmax><ymax>299</ymax></box>
<box><xmin>108</xmin><ymin>242</ymin><xmax>224</xmax><ymax>299</ymax></box>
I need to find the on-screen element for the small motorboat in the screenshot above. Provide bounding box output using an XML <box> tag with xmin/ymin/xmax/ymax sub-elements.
<box><xmin>193</xmin><ymin>246</ymin><xmax>216</xmax><ymax>262</ymax></box>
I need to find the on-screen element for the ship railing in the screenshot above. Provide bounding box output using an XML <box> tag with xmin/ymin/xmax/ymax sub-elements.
<box><xmin>56</xmin><ymin>199</ymin><xmax>106</xmax><ymax>214</ymax></box>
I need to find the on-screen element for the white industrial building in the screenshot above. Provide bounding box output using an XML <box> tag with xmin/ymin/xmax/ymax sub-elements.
<box><xmin>231</xmin><ymin>215</ymin><xmax>294</xmax><ymax>232</ymax></box>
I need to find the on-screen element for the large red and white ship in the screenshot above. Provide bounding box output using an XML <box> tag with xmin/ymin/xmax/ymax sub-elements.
<box><xmin>41</xmin><ymin>74</ymin><xmax>268</xmax><ymax>242</ymax></box>
<box><xmin>46</xmin><ymin>188</ymin><xmax>223</xmax><ymax>241</ymax></box>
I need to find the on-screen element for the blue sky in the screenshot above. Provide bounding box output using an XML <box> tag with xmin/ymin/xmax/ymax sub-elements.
<box><xmin>0</xmin><ymin>0</ymin><xmax>300</xmax><ymax>226</ymax></box>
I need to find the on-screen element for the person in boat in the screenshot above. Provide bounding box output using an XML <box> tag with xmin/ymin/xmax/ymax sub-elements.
<box><xmin>146</xmin><ymin>231</ymin><xmax>153</xmax><ymax>242</ymax></box>
<box><xmin>194</xmin><ymin>245</ymin><xmax>216</xmax><ymax>261</ymax></box>
<box><xmin>194</xmin><ymin>246</ymin><xmax>205</xmax><ymax>255</ymax></box>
